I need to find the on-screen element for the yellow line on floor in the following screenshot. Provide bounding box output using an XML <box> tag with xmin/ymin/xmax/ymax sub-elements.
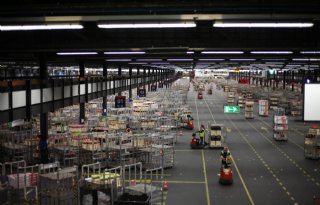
<box><xmin>125</xmin><ymin>179</ymin><xmax>205</xmax><ymax>184</ymax></box>
<box><xmin>202</xmin><ymin>149</ymin><xmax>211</xmax><ymax>205</ymax></box>
<box><xmin>160</xmin><ymin>180</ymin><xmax>205</xmax><ymax>184</ymax></box>
<box><xmin>228</xmin><ymin>116</ymin><xmax>293</xmax><ymax>204</ymax></box>
<box><xmin>258</xmin><ymin>118</ymin><xmax>304</xmax><ymax>150</ymax></box>
<box><xmin>247</xmin><ymin>120</ymin><xmax>320</xmax><ymax>187</ymax></box>
<box><xmin>204</xmin><ymin>98</ymin><xmax>254</xmax><ymax>205</ymax></box>
<box><xmin>195</xmin><ymin>95</ymin><xmax>211</xmax><ymax>205</ymax></box>
<box><xmin>175</xmin><ymin>149</ymin><xmax>196</xmax><ymax>152</ymax></box>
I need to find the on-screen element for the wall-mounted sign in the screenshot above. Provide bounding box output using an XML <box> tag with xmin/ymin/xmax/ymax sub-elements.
<box><xmin>138</xmin><ymin>88</ymin><xmax>146</xmax><ymax>97</ymax></box>
<box><xmin>115</xmin><ymin>96</ymin><xmax>126</xmax><ymax>108</ymax></box>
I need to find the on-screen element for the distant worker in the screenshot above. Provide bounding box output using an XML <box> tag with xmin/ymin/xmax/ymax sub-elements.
<box><xmin>199</xmin><ymin>125</ymin><xmax>206</xmax><ymax>145</ymax></box>
<box><xmin>220</xmin><ymin>147</ymin><xmax>231</xmax><ymax>168</ymax></box>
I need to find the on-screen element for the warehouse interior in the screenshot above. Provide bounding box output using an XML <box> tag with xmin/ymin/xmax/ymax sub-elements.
<box><xmin>0</xmin><ymin>1</ymin><xmax>319</xmax><ymax>205</ymax></box>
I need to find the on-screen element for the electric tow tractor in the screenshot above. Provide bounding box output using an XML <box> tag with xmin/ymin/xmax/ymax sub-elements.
<box><xmin>190</xmin><ymin>133</ymin><xmax>206</xmax><ymax>149</ymax></box>
<box><xmin>209</xmin><ymin>124</ymin><xmax>225</xmax><ymax>149</ymax></box>
<box><xmin>179</xmin><ymin>114</ymin><xmax>194</xmax><ymax>130</ymax></box>
<box><xmin>219</xmin><ymin>148</ymin><xmax>233</xmax><ymax>185</ymax></box>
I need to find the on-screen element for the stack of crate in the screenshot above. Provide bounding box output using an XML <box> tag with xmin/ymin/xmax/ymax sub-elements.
<box><xmin>258</xmin><ymin>100</ymin><xmax>269</xmax><ymax>117</ymax></box>
<box><xmin>305</xmin><ymin>125</ymin><xmax>320</xmax><ymax>159</ymax></box>
<box><xmin>245</xmin><ymin>100</ymin><xmax>254</xmax><ymax>119</ymax></box>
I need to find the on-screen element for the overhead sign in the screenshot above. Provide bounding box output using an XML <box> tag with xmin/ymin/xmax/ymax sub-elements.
<box><xmin>138</xmin><ymin>88</ymin><xmax>146</xmax><ymax>97</ymax></box>
<box><xmin>234</xmin><ymin>69</ymin><xmax>240</xmax><ymax>73</ymax></box>
<box><xmin>224</xmin><ymin>106</ymin><xmax>240</xmax><ymax>113</ymax></box>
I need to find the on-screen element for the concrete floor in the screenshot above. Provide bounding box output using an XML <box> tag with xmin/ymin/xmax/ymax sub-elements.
<box><xmin>162</xmin><ymin>83</ymin><xmax>320</xmax><ymax>205</ymax></box>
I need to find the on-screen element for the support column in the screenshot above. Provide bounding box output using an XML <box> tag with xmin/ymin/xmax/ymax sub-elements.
<box><xmin>148</xmin><ymin>68</ymin><xmax>151</xmax><ymax>92</ymax></box>
<box><xmin>283</xmin><ymin>71</ymin><xmax>286</xmax><ymax>90</ymax></box>
<box><xmin>248</xmin><ymin>71</ymin><xmax>251</xmax><ymax>85</ymax></box>
<box><xmin>40</xmin><ymin>112</ymin><xmax>49</xmax><ymax>163</ymax></box>
<box><xmin>273</xmin><ymin>71</ymin><xmax>276</xmax><ymax>90</ymax></box>
<box><xmin>129</xmin><ymin>66</ymin><xmax>132</xmax><ymax>99</ymax></box>
<box><xmin>301</xmin><ymin>69</ymin><xmax>305</xmax><ymax>94</ymax></box>
<box><xmin>291</xmin><ymin>70</ymin><xmax>294</xmax><ymax>91</ymax></box>
<box><xmin>39</xmin><ymin>56</ymin><xmax>49</xmax><ymax>163</ymax></box>
<box><xmin>118</xmin><ymin>65</ymin><xmax>122</xmax><ymax>96</ymax></box>
<box><xmin>102</xmin><ymin>63</ymin><xmax>107</xmax><ymax>115</ymax></box>
<box><xmin>143</xmin><ymin>68</ymin><xmax>146</xmax><ymax>89</ymax></box>
<box><xmin>79</xmin><ymin>61</ymin><xmax>85</xmax><ymax>124</ymax></box>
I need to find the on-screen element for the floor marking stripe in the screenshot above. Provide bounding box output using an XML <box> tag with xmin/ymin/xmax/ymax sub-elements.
<box><xmin>195</xmin><ymin>95</ymin><xmax>211</xmax><ymax>205</ymax></box>
<box><xmin>204</xmin><ymin>98</ymin><xmax>254</xmax><ymax>205</ymax></box>
<box><xmin>247</xmin><ymin>120</ymin><xmax>320</xmax><ymax>187</ymax></box>
<box><xmin>258</xmin><ymin>118</ymin><xmax>304</xmax><ymax>150</ymax></box>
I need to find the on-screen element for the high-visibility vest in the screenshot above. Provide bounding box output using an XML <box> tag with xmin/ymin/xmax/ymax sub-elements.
<box><xmin>199</xmin><ymin>131</ymin><xmax>205</xmax><ymax>138</ymax></box>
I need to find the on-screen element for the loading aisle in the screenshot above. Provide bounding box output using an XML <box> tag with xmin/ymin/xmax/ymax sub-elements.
<box><xmin>163</xmin><ymin>82</ymin><xmax>320</xmax><ymax>205</ymax></box>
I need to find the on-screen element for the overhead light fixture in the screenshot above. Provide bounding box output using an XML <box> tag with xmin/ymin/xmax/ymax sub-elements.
<box><xmin>167</xmin><ymin>59</ymin><xmax>193</xmax><ymax>61</ymax></box>
<box><xmin>136</xmin><ymin>59</ymin><xmax>162</xmax><ymax>62</ymax></box>
<box><xmin>57</xmin><ymin>52</ymin><xmax>97</xmax><ymax>55</ymax></box>
<box><xmin>213</xmin><ymin>22</ymin><xmax>314</xmax><ymax>28</ymax></box>
<box><xmin>187</xmin><ymin>51</ymin><xmax>194</xmax><ymax>54</ymax></box>
<box><xmin>128</xmin><ymin>62</ymin><xmax>147</xmax><ymax>65</ymax></box>
<box><xmin>251</xmin><ymin>51</ymin><xmax>292</xmax><ymax>54</ymax></box>
<box><xmin>292</xmin><ymin>58</ymin><xmax>320</xmax><ymax>61</ymax></box>
<box><xmin>201</xmin><ymin>51</ymin><xmax>243</xmax><ymax>54</ymax></box>
<box><xmin>300</xmin><ymin>51</ymin><xmax>320</xmax><ymax>54</ymax></box>
<box><xmin>106</xmin><ymin>59</ymin><xmax>131</xmax><ymax>62</ymax></box>
<box><xmin>230</xmin><ymin>59</ymin><xmax>256</xmax><ymax>61</ymax></box>
<box><xmin>98</xmin><ymin>22</ymin><xmax>196</xmax><ymax>29</ymax></box>
<box><xmin>262</xmin><ymin>59</ymin><xmax>287</xmax><ymax>61</ymax></box>
<box><xmin>104</xmin><ymin>51</ymin><xmax>145</xmax><ymax>55</ymax></box>
<box><xmin>151</xmin><ymin>62</ymin><xmax>170</xmax><ymax>65</ymax></box>
<box><xmin>0</xmin><ymin>24</ymin><xmax>83</xmax><ymax>31</ymax></box>
<box><xmin>198</xmin><ymin>59</ymin><xmax>225</xmax><ymax>61</ymax></box>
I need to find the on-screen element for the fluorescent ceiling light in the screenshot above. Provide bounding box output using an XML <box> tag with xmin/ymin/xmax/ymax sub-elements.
<box><xmin>187</xmin><ymin>51</ymin><xmax>194</xmax><ymax>54</ymax></box>
<box><xmin>151</xmin><ymin>62</ymin><xmax>170</xmax><ymax>65</ymax></box>
<box><xmin>251</xmin><ymin>51</ymin><xmax>292</xmax><ymax>54</ymax></box>
<box><xmin>0</xmin><ymin>24</ymin><xmax>83</xmax><ymax>31</ymax></box>
<box><xmin>98</xmin><ymin>22</ymin><xmax>196</xmax><ymax>29</ymax></box>
<box><xmin>128</xmin><ymin>62</ymin><xmax>147</xmax><ymax>65</ymax></box>
<box><xmin>300</xmin><ymin>51</ymin><xmax>320</xmax><ymax>54</ymax></box>
<box><xmin>201</xmin><ymin>51</ymin><xmax>243</xmax><ymax>54</ymax></box>
<box><xmin>230</xmin><ymin>59</ymin><xmax>256</xmax><ymax>61</ymax></box>
<box><xmin>57</xmin><ymin>52</ymin><xmax>97</xmax><ymax>55</ymax></box>
<box><xmin>292</xmin><ymin>58</ymin><xmax>320</xmax><ymax>61</ymax></box>
<box><xmin>199</xmin><ymin>59</ymin><xmax>225</xmax><ymax>61</ymax></box>
<box><xmin>104</xmin><ymin>51</ymin><xmax>145</xmax><ymax>55</ymax></box>
<box><xmin>137</xmin><ymin>59</ymin><xmax>162</xmax><ymax>61</ymax></box>
<box><xmin>106</xmin><ymin>59</ymin><xmax>131</xmax><ymax>62</ymax></box>
<box><xmin>286</xmin><ymin>64</ymin><xmax>301</xmax><ymax>67</ymax></box>
<box><xmin>213</xmin><ymin>22</ymin><xmax>314</xmax><ymax>28</ymax></box>
<box><xmin>167</xmin><ymin>59</ymin><xmax>193</xmax><ymax>61</ymax></box>
<box><xmin>262</xmin><ymin>59</ymin><xmax>287</xmax><ymax>61</ymax></box>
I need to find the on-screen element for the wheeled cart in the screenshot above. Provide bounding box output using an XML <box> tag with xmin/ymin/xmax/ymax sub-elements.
<box><xmin>209</xmin><ymin>124</ymin><xmax>225</xmax><ymax>149</ymax></box>
<box><xmin>305</xmin><ymin>125</ymin><xmax>320</xmax><ymax>159</ymax></box>
<box><xmin>245</xmin><ymin>100</ymin><xmax>254</xmax><ymax>119</ymax></box>
<box><xmin>273</xmin><ymin>108</ymin><xmax>288</xmax><ymax>141</ymax></box>
<box><xmin>258</xmin><ymin>100</ymin><xmax>269</xmax><ymax>117</ymax></box>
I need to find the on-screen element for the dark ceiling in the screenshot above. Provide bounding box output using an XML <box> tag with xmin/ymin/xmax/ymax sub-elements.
<box><xmin>0</xmin><ymin>0</ymin><xmax>320</xmax><ymax>68</ymax></box>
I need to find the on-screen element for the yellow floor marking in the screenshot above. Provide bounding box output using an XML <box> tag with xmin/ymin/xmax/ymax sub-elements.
<box><xmin>202</xmin><ymin>149</ymin><xmax>212</xmax><ymax>205</ymax></box>
<box><xmin>258</xmin><ymin>118</ymin><xmax>304</xmax><ymax>150</ymax></box>
<box><xmin>204</xmin><ymin>98</ymin><xmax>254</xmax><ymax>205</ymax></box>
<box><xmin>247</xmin><ymin>120</ymin><xmax>320</xmax><ymax>187</ymax></box>
<box><xmin>230</xmin><ymin>155</ymin><xmax>255</xmax><ymax>205</ymax></box>
<box><xmin>227</xmin><ymin>115</ymin><xmax>295</xmax><ymax>204</ymax></box>
<box><xmin>195</xmin><ymin>95</ymin><xmax>211</xmax><ymax>205</ymax></box>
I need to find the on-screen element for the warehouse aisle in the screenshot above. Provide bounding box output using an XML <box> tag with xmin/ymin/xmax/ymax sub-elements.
<box><xmin>165</xmin><ymin>82</ymin><xmax>320</xmax><ymax>205</ymax></box>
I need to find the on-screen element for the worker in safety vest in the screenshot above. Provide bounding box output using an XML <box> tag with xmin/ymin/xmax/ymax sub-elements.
<box><xmin>199</xmin><ymin>125</ymin><xmax>206</xmax><ymax>145</ymax></box>
<box><xmin>220</xmin><ymin>147</ymin><xmax>231</xmax><ymax>168</ymax></box>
